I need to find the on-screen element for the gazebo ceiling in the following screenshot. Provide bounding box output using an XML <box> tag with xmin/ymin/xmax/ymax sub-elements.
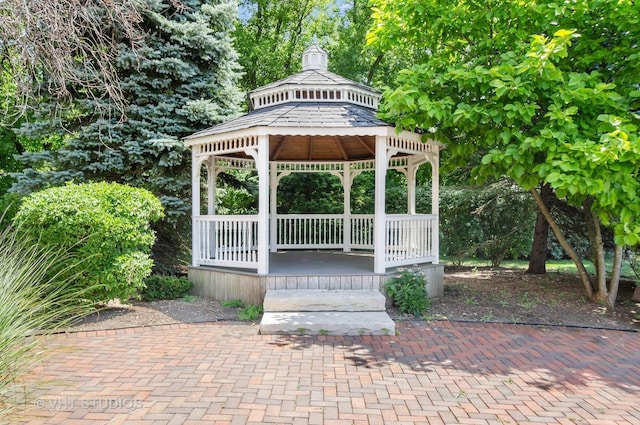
<box><xmin>269</xmin><ymin>134</ymin><xmax>375</xmax><ymax>161</ymax></box>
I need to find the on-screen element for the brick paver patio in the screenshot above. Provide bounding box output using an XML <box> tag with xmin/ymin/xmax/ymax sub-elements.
<box><xmin>15</xmin><ymin>321</ymin><xmax>640</xmax><ymax>424</ymax></box>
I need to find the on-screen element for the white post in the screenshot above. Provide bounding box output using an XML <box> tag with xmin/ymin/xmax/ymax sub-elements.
<box><xmin>256</xmin><ymin>135</ymin><xmax>270</xmax><ymax>274</ymax></box>
<box><xmin>343</xmin><ymin>162</ymin><xmax>351</xmax><ymax>252</ymax></box>
<box><xmin>408</xmin><ymin>158</ymin><xmax>417</xmax><ymax>215</ymax></box>
<box><xmin>431</xmin><ymin>153</ymin><xmax>440</xmax><ymax>264</ymax></box>
<box><xmin>270</xmin><ymin>162</ymin><xmax>278</xmax><ymax>252</ymax></box>
<box><xmin>207</xmin><ymin>158</ymin><xmax>216</xmax><ymax>259</ymax></box>
<box><xmin>374</xmin><ymin>136</ymin><xmax>388</xmax><ymax>273</ymax></box>
<box><xmin>207</xmin><ymin>157</ymin><xmax>216</xmax><ymax>215</ymax></box>
<box><xmin>191</xmin><ymin>153</ymin><xmax>201</xmax><ymax>267</ymax></box>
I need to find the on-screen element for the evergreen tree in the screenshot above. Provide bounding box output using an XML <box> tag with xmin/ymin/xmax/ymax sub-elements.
<box><xmin>12</xmin><ymin>0</ymin><xmax>243</xmax><ymax>272</ymax></box>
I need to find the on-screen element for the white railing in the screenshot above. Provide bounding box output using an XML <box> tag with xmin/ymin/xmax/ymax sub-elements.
<box><xmin>194</xmin><ymin>215</ymin><xmax>259</xmax><ymax>268</ymax></box>
<box><xmin>350</xmin><ymin>214</ymin><xmax>374</xmax><ymax>249</ymax></box>
<box><xmin>275</xmin><ymin>214</ymin><xmax>375</xmax><ymax>249</ymax></box>
<box><xmin>276</xmin><ymin>214</ymin><xmax>344</xmax><ymax>249</ymax></box>
<box><xmin>194</xmin><ymin>213</ymin><xmax>437</xmax><ymax>270</ymax></box>
<box><xmin>385</xmin><ymin>214</ymin><xmax>438</xmax><ymax>267</ymax></box>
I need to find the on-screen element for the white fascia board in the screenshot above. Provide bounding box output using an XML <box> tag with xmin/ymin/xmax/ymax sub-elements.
<box><xmin>184</xmin><ymin>125</ymin><xmax>443</xmax><ymax>151</ymax></box>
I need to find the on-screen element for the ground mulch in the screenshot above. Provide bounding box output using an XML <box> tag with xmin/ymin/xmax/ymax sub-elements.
<box><xmin>70</xmin><ymin>267</ymin><xmax>640</xmax><ymax>332</ymax></box>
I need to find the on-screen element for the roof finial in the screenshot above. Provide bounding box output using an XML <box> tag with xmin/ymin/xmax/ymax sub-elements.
<box><xmin>302</xmin><ymin>42</ymin><xmax>328</xmax><ymax>71</ymax></box>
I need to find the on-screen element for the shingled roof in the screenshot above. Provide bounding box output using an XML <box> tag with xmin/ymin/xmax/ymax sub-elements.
<box><xmin>185</xmin><ymin>44</ymin><xmax>403</xmax><ymax>161</ymax></box>
<box><xmin>186</xmin><ymin>102</ymin><xmax>389</xmax><ymax>139</ymax></box>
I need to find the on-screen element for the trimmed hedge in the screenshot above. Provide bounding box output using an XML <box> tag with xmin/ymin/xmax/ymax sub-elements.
<box><xmin>141</xmin><ymin>275</ymin><xmax>193</xmax><ymax>301</ymax></box>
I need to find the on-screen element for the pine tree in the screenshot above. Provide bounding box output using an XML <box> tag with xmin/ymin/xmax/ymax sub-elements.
<box><xmin>12</xmin><ymin>0</ymin><xmax>243</xmax><ymax>272</ymax></box>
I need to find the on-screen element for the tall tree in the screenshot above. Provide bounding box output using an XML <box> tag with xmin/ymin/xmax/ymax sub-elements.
<box><xmin>11</xmin><ymin>0</ymin><xmax>243</xmax><ymax>272</ymax></box>
<box><xmin>0</xmin><ymin>0</ymin><xmax>145</xmax><ymax>115</ymax></box>
<box><xmin>369</xmin><ymin>0</ymin><xmax>640</xmax><ymax>306</ymax></box>
<box><xmin>327</xmin><ymin>0</ymin><xmax>423</xmax><ymax>87</ymax></box>
<box><xmin>234</xmin><ymin>0</ymin><xmax>335</xmax><ymax>91</ymax></box>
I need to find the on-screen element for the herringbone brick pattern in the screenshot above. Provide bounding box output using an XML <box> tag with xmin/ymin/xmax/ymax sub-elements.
<box><xmin>14</xmin><ymin>321</ymin><xmax>640</xmax><ymax>424</ymax></box>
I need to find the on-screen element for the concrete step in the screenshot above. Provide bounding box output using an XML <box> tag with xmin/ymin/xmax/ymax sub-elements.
<box><xmin>263</xmin><ymin>289</ymin><xmax>386</xmax><ymax>312</ymax></box>
<box><xmin>259</xmin><ymin>311</ymin><xmax>395</xmax><ymax>336</ymax></box>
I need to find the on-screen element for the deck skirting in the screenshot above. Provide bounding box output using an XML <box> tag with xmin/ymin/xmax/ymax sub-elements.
<box><xmin>188</xmin><ymin>261</ymin><xmax>443</xmax><ymax>306</ymax></box>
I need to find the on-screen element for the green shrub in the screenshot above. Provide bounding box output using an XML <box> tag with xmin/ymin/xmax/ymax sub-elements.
<box><xmin>237</xmin><ymin>304</ymin><xmax>263</xmax><ymax>321</ymax></box>
<box><xmin>0</xmin><ymin>193</ymin><xmax>22</xmax><ymax>232</ymax></box>
<box><xmin>222</xmin><ymin>299</ymin><xmax>244</xmax><ymax>308</ymax></box>
<box><xmin>13</xmin><ymin>182</ymin><xmax>164</xmax><ymax>303</ymax></box>
<box><xmin>440</xmin><ymin>181</ymin><xmax>536</xmax><ymax>266</ymax></box>
<box><xmin>141</xmin><ymin>275</ymin><xmax>193</xmax><ymax>301</ymax></box>
<box><xmin>385</xmin><ymin>270</ymin><xmax>430</xmax><ymax>317</ymax></box>
<box><xmin>0</xmin><ymin>221</ymin><xmax>95</xmax><ymax>418</ymax></box>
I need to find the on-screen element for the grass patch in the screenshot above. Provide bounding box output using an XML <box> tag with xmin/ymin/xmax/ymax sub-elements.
<box><xmin>222</xmin><ymin>299</ymin><xmax>244</xmax><ymax>308</ymax></box>
<box><xmin>441</xmin><ymin>257</ymin><xmax>637</xmax><ymax>280</ymax></box>
<box><xmin>237</xmin><ymin>305</ymin><xmax>263</xmax><ymax>322</ymax></box>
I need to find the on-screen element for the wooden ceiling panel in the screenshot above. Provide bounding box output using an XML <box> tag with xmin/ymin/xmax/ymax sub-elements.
<box><xmin>268</xmin><ymin>135</ymin><xmax>376</xmax><ymax>161</ymax></box>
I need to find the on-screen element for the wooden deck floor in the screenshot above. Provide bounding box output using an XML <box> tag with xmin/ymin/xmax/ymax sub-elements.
<box><xmin>269</xmin><ymin>250</ymin><xmax>374</xmax><ymax>275</ymax></box>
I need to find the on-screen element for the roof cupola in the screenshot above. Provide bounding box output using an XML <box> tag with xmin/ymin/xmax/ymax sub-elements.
<box><xmin>302</xmin><ymin>44</ymin><xmax>328</xmax><ymax>71</ymax></box>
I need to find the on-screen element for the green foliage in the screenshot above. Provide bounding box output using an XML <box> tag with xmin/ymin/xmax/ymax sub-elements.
<box><xmin>215</xmin><ymin>170</ymin><xmax>258</xmax><ymax>214</ymax></box>
<box><xmin>0</xmin><ymin>193</ymin><xmax>22</xmax><ymax>231</ymax></box>
<box><xmin>141</xmin><ymin>275</ymin><xmax>193</xmax><ymax>301</ymax></box>
<box><xmin>0</xmin><ymin>220</ymin><xmax>95</xmax><ymax>418</ymax></box>
<box><xmin>234</xmin><ymin>0</ymin><xmax>418</xmax><ymax>93</ymax></box>
<box><xmin>277</xmin><ymin>173</ymin><xmax>343</xmax><ymax>214</ymax></box>
<box><xmin>237</xmin><ymin>304</ymin><xmax>263</xmax><ymax>321</ymax></box>
<box><xmin>222</xmin><ymin>299</ymin><xmax>244</xmax><ymax>308</ymax></box>
<box><xmin>11</xmin><ymin>0</ymin><xmax>243</xmax><ymax>273</ymax></box>
<box><xmin>234</xmin><ymin>0</ymin><xmax>334</xmax><ymax>91</ymax></box>
<box><xmin>0</xmin><ymin>128</ymin><xmax>21</xmax><ymax>196</ymax></box>
<box><xmin>384</xmin><ymin>269</ymin><xmax>430</xmax><ymax>317</ymax></box>
<box><xmin>440</xmin><ymin>182</ymin><xmax>535</xmax><ymax>267</ymax></box>
<box><xmin>370</xmin><ymin>0</ymin><xmax>640</xmax><ymax>301</ymax></box>
<box><xmin>629</xmin><ymin>249</ymin><xmax>640</xmax><ymax>282</ymax></box>
<box><xmin>13</xmin><ymin>182</ymin><xmax>164</xmax><ymax>303</ymax></box>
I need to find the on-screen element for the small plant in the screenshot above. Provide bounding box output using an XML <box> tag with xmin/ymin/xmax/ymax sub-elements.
<box><xmin>384</xmin><ymin>269</ymin><xmax>430</xmax><ymax>317</ymax></box>
<box><xmin>141</xmin><ymin>275</ymin><xmax>193</xmax><ymax>301</ymax></box>
<box><xmin>222</xmin><ymin>299</ymin><xmax>244</xmax><ymax>308</ymax></box>
<box><xmin>181</xmin><ymin>295</ymin><xmax>199</xmax><ymax>303</ymax></box>
<box><xmin>238</xmin><ymin>304</ymin><xmax>263</xmax><ymax>321</ymax></box>
<box><xmin>494</xmin><ymin>290</ymin><xmax>510</xmax><ymax>306</ymax></box>
<box><xmin>480</xmin><ymin>314</ymin><xmax>494</xmax><ymax>323</ymax></box>
<box><xmin>465</xmin><ymin>296</ymin><xmax>479</xmax><ymax>305</ymax></box>
<box><xmin>296</xmin><ymin>327</ymin><xmax>307</xmax><ymax>335</ymax></box>
<box><xmin>318</xmin><ymin>329</ymin><xmax>330</xmax><ymax>335</ymax></box>
<box><xmin>517</xmin><ymin>292</ymin><xmax>539</xmax><ymax>309</ymax></box>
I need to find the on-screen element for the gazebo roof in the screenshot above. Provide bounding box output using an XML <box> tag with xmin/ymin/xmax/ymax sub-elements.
<box><xmin>186</xmin><ymin>102</ymin><xmax>387</xmax><ymax>138</ymax></box>
<box><xmin>184</xmin><ymin>44</ymin><xmax>437</xmax><ymax>161</ymax></box>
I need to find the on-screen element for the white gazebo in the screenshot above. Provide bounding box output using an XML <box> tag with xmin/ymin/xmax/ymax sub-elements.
<box><xmin>184</xmin><ymin>45</ymin><xmax>443</xmax><ymax>317</ymax></box>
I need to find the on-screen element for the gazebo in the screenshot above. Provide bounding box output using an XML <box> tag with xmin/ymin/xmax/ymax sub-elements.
<box><xmin>184</xmin><ymin>45</ymin><xmax>443</xmax><ymax>334</ymax></box>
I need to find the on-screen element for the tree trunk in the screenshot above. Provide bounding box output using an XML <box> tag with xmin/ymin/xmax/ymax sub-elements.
<box><xmin>529</xmin><ymin>188</ymin><xmax>593</xmax><ymax>299</ymax></box>
<box><xmin>608</xmin><ymin>244</ymin><xmax>623</xmax><ymax>308</ymax></box>
<box><xmin>584</xmin><ymin>200</ymin><xmax>607</xmax><ymax>302</ymax></box>
<box><xmin>366</xmin><ymin>53</ymin><xmax>383</xmax><ymax>86</ymax></box>
<box><xmin>527</xmin><ymin>184</ymin><xmax>551</xmax><ymax>274</ymax></box>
